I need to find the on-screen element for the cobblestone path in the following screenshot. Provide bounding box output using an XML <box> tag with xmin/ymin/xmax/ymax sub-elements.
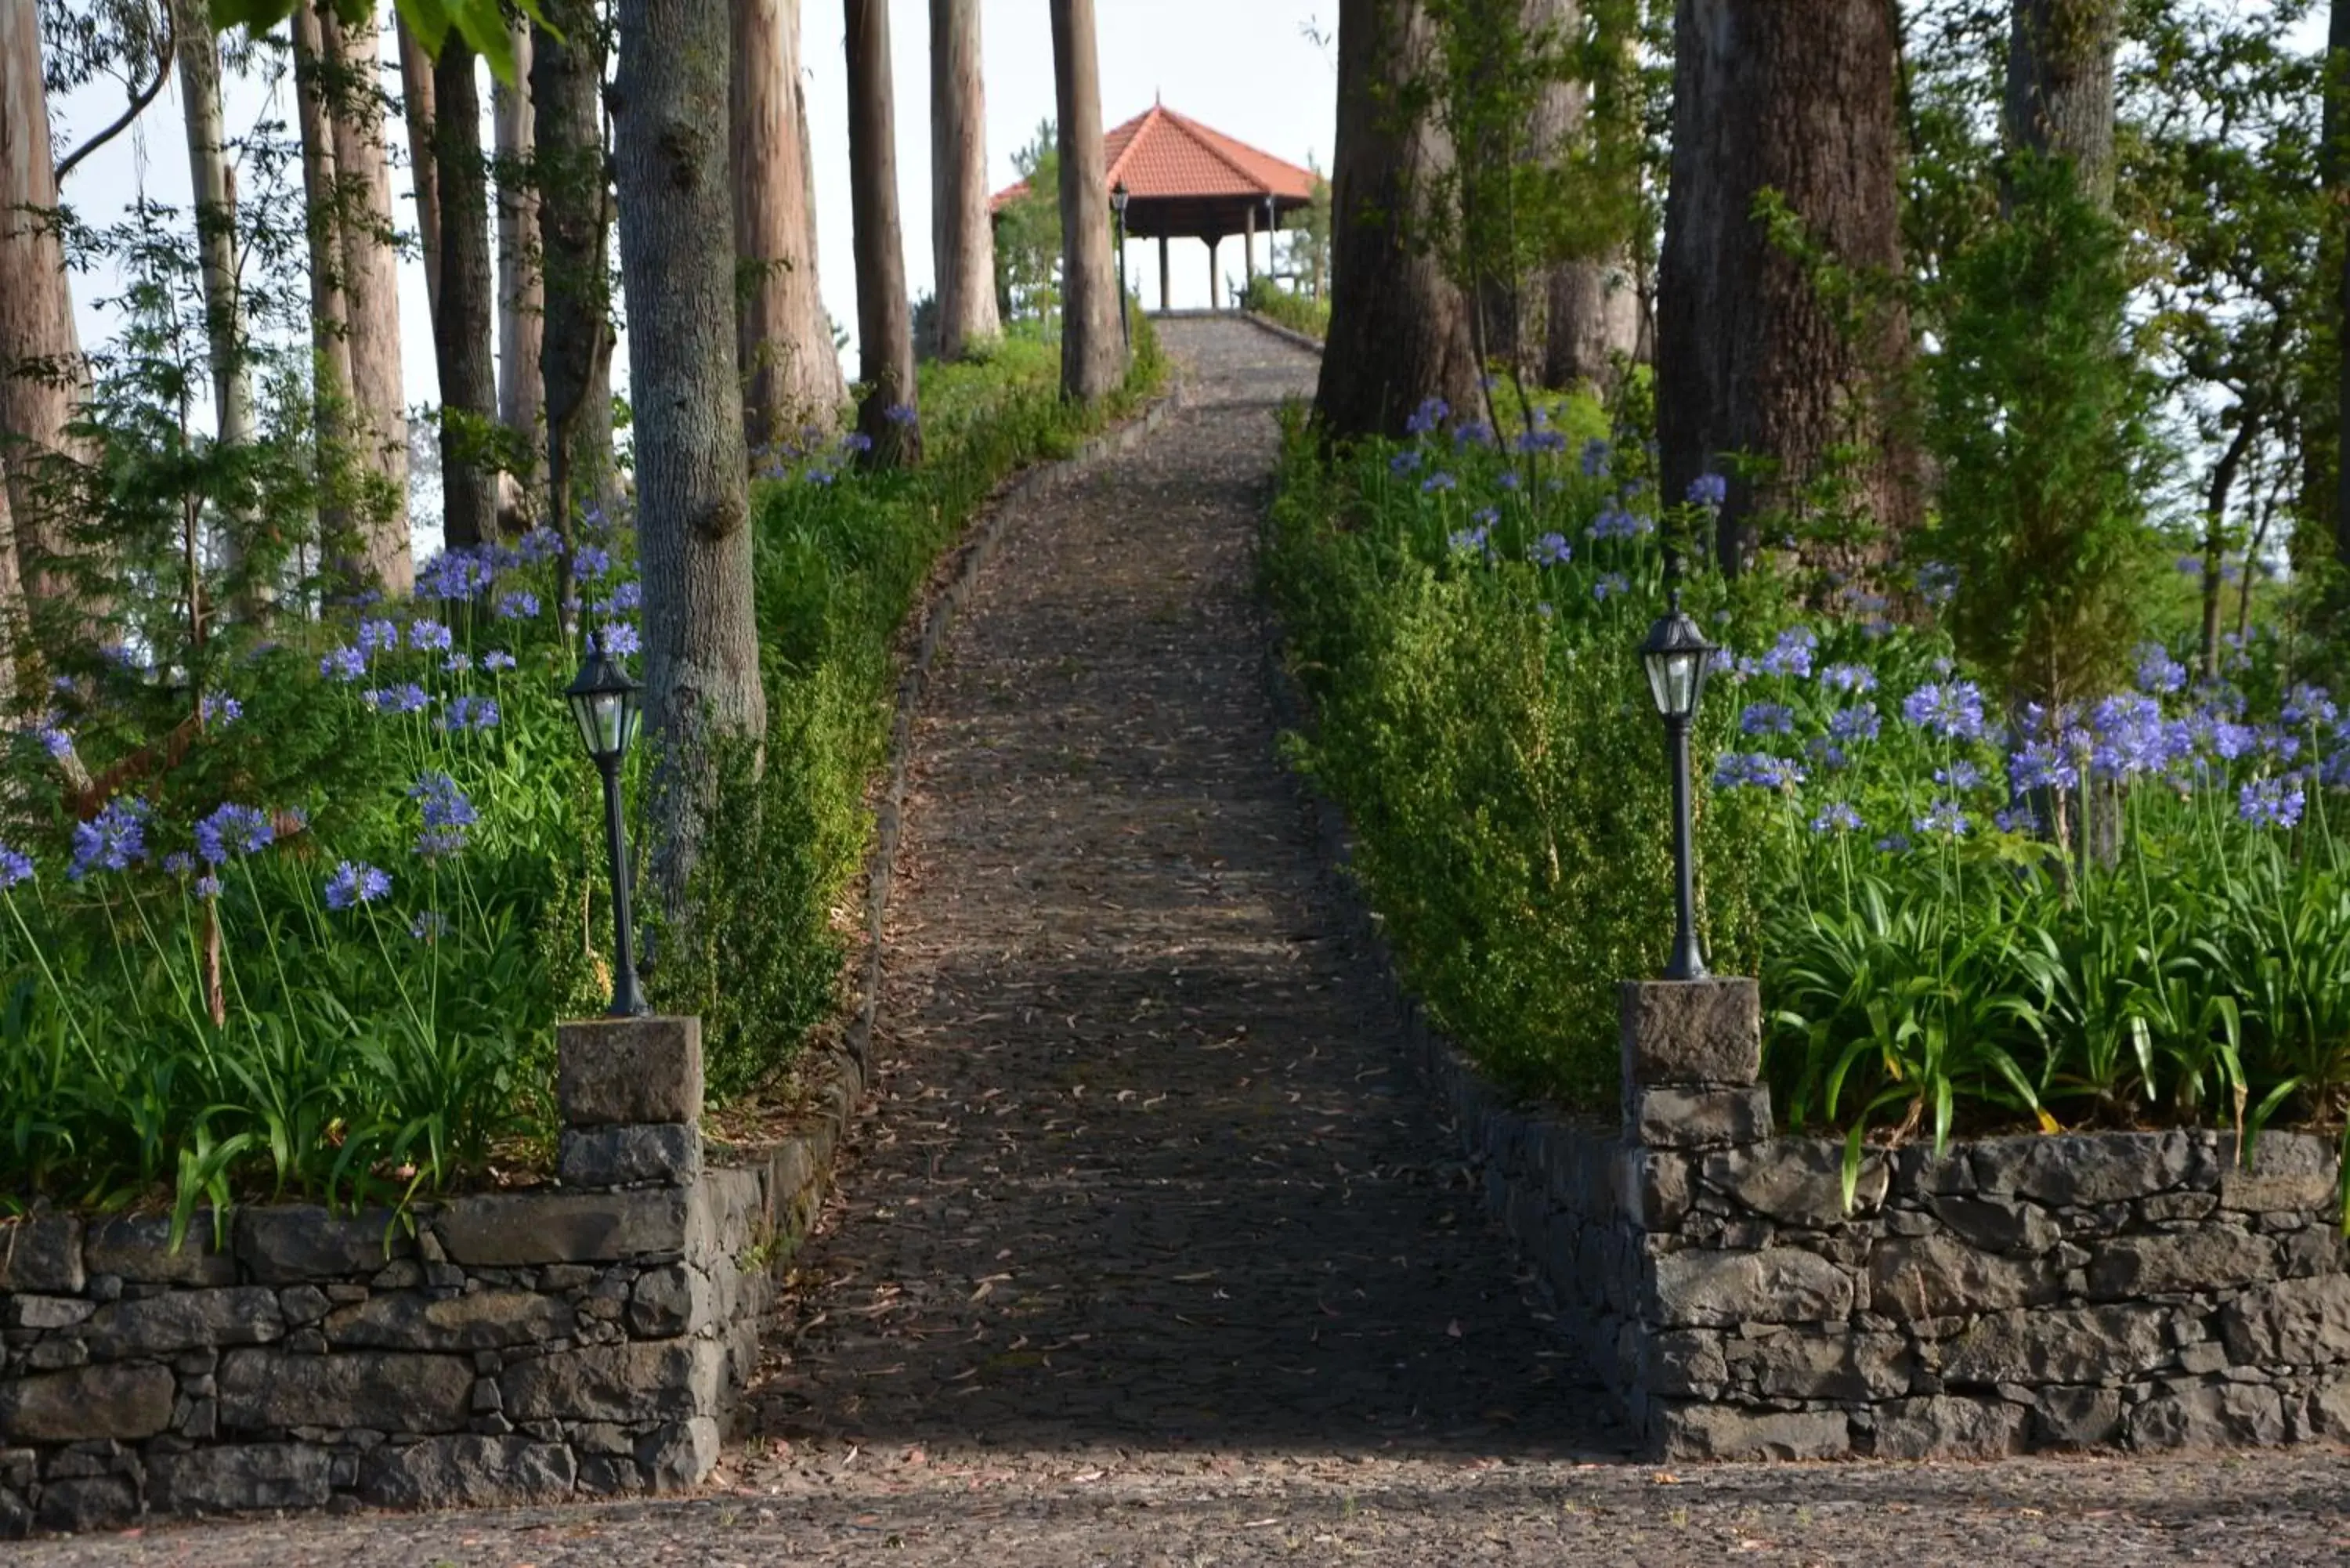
<box><xmin>18</xmin><ymin>318</ymin><xmax>2350</xmax><ymax>1563</ymax></box>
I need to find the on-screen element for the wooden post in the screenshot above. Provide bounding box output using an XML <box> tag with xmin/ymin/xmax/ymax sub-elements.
<box><xmin>1206</xmin><ymin>235</ymin><xmax>1220</xmax><ymax>310</ymax></box>
<box><xmin>1158</xmin><ymin>233</ymin><xmax>1170</xmax><ymax>313</ymax></box>
<box><xmin>1243</xmin><ymin>201</ymin><xmax>1256</xmax><ymax>287</ymax></box>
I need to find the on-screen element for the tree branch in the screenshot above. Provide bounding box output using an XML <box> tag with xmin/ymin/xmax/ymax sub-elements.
<box><xmin>54</xmin><ymin>12</ymin><xmax>177</xmax><ymax>188</ymax></box>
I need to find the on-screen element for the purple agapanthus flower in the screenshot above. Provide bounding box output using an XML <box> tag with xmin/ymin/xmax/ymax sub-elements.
<box><xmin>1994</xmin><ymin>804</ymin><xmax>2041</xmax><ymax>834</ymax></box>
<box><xmin>1916</xmin><ymin>562</ymin><xmax>1959</xmax><ymax>607</ymax></box>
<box><xmin>884</xmin><ymin>403</ymin><xmax>919</xmax><ymax>426</ymax></box>
<box><xmin>27</xmin><ymin>719</ymin><xmax>71</xmax><ymax>759</ymax></box>
<box><xmin>1828</xmin><ymin>703</ymin><xmax>1882</xmax><ymax>744</ymax></box>
<box><xmin>1529</xmin><ymin>533</ymin><xmax>1572</xmax><ymax>568</ymax></box>
<box><xmin>573</xmin><ymin>544</ymin><xmax>613</xmax><ymax>580</ymax></box>
<box><xmin>595</xmin><ymin>622</ymin><xmax>641</xmax><ymax>657</ymax></box>
<box><xmin>362</xmin><ymin>684</ymin><xmax>432</xmax><ymax>715</ymax></box>
<box><xmin>2240</xmin><ymin>776</ymin><xmax>2306</xmax><ymax>830</ymax></box>
<box><xmin>482</xmin><ymin>650</ymin><xmax>517</xmax><ymax>673</ymax></box>
<box><xmin>442</xmin><ymin>695</ymin><xmax>501</xmax><ymax>732</ymax></box>
<box><xmin>0</xmin><ymin>844</ymin><xmax>33</xmax><ymax>890</ymax></box>
<box><xmin>2008</xmin><ymin>741</ymin><xmax>2066</xmax><ymax>797</ymax></box>
<box><xmin>1687</xmin><ymin>473</ymin><xmax>1728</xmax><ymax>508</ymax></box>
<box><xmin>1405</xmin><ymin>396</ymin><xmax>1448</xmax><ymax>435</ymax></box>
<box><xmin>1390</xmin><ymin>449</ymin><xmax>1423</xmax><ymax>476</ymax></box>
<box><xmin>1587</xmin><ymin>504</ymin><xmax>1654</xmax><ymax>543</ymax></box>
<box><xmin>201</xmin><ymin>693</ymin><xmax>241</xmax><ymax>726</ymax></box>
<box><xmin>1741</xmin><ymin>703</ymin><xmax>1795</xmax><ymax>737</ymax></box>
<box><xmin>68</xmin><ymin>797</ymin><xmax>150</xmax><ymax>881</ymax></box>
<box><xmin>410</xmin><ymin>909</ymin><xmax>451</xmax><ymax>941</ymax></box>
<box><xmin>1902</xmin><ymin>681</ymin><xmax>1987</xmax><ymax>742</ymax></box>
<box><xmin>1421</xmin><ymin>471</ymin><xmax>1456</xmax><ymax>494</ymax></box>
<box><xmin>518</xmin><ymin>526</ymin><xmax>565</xmax><ymax>563</ymax></box>
<box><xmin>2088</xmin><ymin>694</ymin><xmax>2167</xmax><ymax>778</ymax></box>
<box><xmin>1811</xmin><ymin>802</ymin><xmax>1863</xmax><ymax>834</ymax></box>
<box><xmin>1753</xmin><ymin>627</ymin><xmax>1817</xmax><ymax>679</ymax></box>
<box><xmin>1579</xmin><ymin>438</ymin><xmax>1611</xmax><ymax>478</ymax></box>
<box><xmin>409</xmin><ymin>619</ymin><xmax>454</xmax><ymax>652</ymax></box>
<box><xmin>320</xmin><ymin>645</ymin><xmax>367</xmax><ymax>682</ymax></box>
<box><xmin>2285</xmin><ymin>685</ymin><xmax>2340</xmax><ymax>731</ymax></box>
<box><xmin>1936</xmin><ymin>761</ymin><xmax>1983</xmax><ymax>791</ymax></box>
<box><xmin>2135</xmin><ymin>643</ymin><xmax>2186</xmax><ymax>696</ymax></box>
<box><xmin>496</xmin><ymin>591</ymin><xmax>540</xmax><ymax>621</ymax></box>
<box><xmin>324</xmin><ymin>861</ymin><xmax>392</xmax><ymax>910</ymax></box>
<box><xmin>410</xmin><ymin>771</ymin><xmax>478</xmax><ymax>861</ymax></box>
<box><xmin>1914</xmin><ymin>799</ymin><xmax>1970</xmax><ymax>837</ymax></box>
<box><xmin>1820</xmin><ymin>663</ymin><xmax>1876</xmax><ymax>695</ymax></box>
<box><xmin>357</xmin><ymin>619</ymin><xmax>400</xmax><ymax>656</ymax></box>
<box><xmin>443</xmin><ymin>653</ymin><xmax>472</xmax><ymax>674</ymax></box>
<box><xmin>1593</xmin><ymin>573</ymin><xmax>1629</xmax><ymax>603</ymax></box>
<box><xmin>608</xmin><ymin>580</ymin><xmax>642</xmax><ymax>612</ymax></box>
<box><xmin>1712</xmin><ymin>752</ymin><xmax>1805</xmax><ymax>792</ymax></box>
<box><xmin>193</xmin><ymin>802</ymin><xmax>272</xmax><ymax>866</ymax></box>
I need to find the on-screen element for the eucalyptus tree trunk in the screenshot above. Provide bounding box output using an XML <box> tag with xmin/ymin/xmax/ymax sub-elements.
<box><xmin>1315</xmin><ymin>0</ymin><xmax>1479</xmax><ymax>441</ymax></box>
<box><xmin>2330</xmin><ymin>0</ymin><xmax>2350</xmax><ymax>569</ymax></box>
<box><xmin>533</xmin><ymin>0</ymin><xmax>616</xmax><ymax>539</ymax></box>
<box><xmin>929</xmin><ymin>0</ymin><xmax>1000</xmax><ymax>360</ymax></box>
<box><xmin>2005</xmin><ymin>0</ymin><xmax>2117</xmax><ymax>209</ymax></box>
<box><xmin>328</xmin><ymin>7</ymin><xmax>413</xmax><ymax>595</ymax></box>
<box><xmin>0</xmin><ymin>0</ymin><xmax>67</xmax><ymax>641</ymax></box>
<box><xmin>733</xmin><ymin>0</ymin><xmax>845</xmax><ymax>446</ymax></box>
<box><xmin>434</xmin><ymin>40</ymin><xmax>499</xmax><ymax>550</ymax></box>
<box><xmin>845</xmin><ymin>0</ymin><xmax>920</xmax><ymax>464</ymax></box>
<box><xmin>614</xmin><ymin>0</ymin><xmax>768</xmax><ymax>913</ymax></box>
<box><xmin>1050</xmin><ymin>0</ymin><xmax>1125</xmax><ymax>402</ymax></box>
<box><xmin>1531</xmin><ymin>0</ymin><xmax>1639</xmax><ymax>392</ymax></box>
<box><xmin>396</xmin><ymin>14</ymin><xmax>442</xmax><ymax>323</ymax></box>
<box><xmin>291</xmin><ymin>0</ymin><xmax>353</xmax><ymax>562</ymax></box>
<box><xmin>495</xmin><ymin>19</ymin><xmax>544</xmax><ymax>493</ymax></box>
<box><xmin>1656</xmin><ymin>0</ymin><xmax>1917</xmax><ymax>574</ymax></box>
<box><xmin>170</xmin><ymin>0</ymin><xmax>254</xmax><ymax>450</ymax></box>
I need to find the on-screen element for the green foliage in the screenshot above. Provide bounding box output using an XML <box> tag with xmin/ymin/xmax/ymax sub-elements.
<box><xmin>212</xmin><ymin>0</ymin><xmax>539</xmax><ymax>85</ymax></box>
<box><xmin>1922</xmin><ymin>155</ymin><xmax>2164</xmax><ymax>710</ymax></box>
<box><xmin>992</xmin><ymin>121</ymin><xmax>1064</xmax><ymax>327</ymax></box>
<box><xmin>1239</xmin><ymin>276</ymin><xmax>1330</xmax><ymax>342</ymax></box>
<box><xmin>1263</xmin><ymin>408</ymin><xmax>1770</xmax><ymax>1104</ymax></box>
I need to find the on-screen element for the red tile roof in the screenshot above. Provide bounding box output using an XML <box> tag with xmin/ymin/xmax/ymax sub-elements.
<box><xmin>992</xmin><ymin>104</ymin><xmax>1318</xmax><ymax>209</ymax></box>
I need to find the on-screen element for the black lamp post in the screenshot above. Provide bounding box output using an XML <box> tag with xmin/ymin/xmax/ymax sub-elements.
<box><xmin>566</xmin><ymin>647</ymin><xmax>649</xmax><ymax>1016</ymax></box>
<box><xmin>1640</xmin><ymin>590</ymin><xmax>1716</xmax><ymax>981</ymax></box>
<box><xmin>1111</xmin><ymin>180</ymin><xmax>1131</xmax><ymax>349</ymax></box>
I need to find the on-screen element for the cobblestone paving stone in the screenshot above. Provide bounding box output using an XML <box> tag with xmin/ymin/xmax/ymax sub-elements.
<box><xmin>17</xmin><ymin>318</ymin><xmax>2350</xmax><ymax>1563</ymax></box>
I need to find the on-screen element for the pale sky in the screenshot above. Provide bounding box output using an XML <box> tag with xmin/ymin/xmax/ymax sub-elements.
<box><xmin>49</xmin><ymin>0</ymin><xmax>1340</xmax><ymax>439</ymax></box>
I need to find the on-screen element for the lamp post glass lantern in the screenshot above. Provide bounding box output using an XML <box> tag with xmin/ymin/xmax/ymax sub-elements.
<box><xmin>1639</xmin><ymin>591</ymin><xmax>1715</xmax><ymax>981</ymax></box>
<box><xmin>1111</xmin><ymin>180</ymin><xmax>1131</xmax><ymax>347</ymax></box>
<box><xmin>566</xmin><ymin>649</ymin><xmax>649</xmax><ymax>1016</ymax></box>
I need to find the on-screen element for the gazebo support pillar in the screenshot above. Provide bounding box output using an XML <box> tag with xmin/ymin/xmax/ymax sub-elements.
<box><xmin>1244</xmin><ymin>202</ymin><xmax>1256</xmax><ymax>287</ymax></box>
<box><xmin>1207</xmin><ymin>235</ymin><xmax>1220</xmax><ymax>310</ymax></box>
<box><xmin>1159</xmin><ymin>233</ymin><xmax>1170</xmax><ymax>313</ymax></box>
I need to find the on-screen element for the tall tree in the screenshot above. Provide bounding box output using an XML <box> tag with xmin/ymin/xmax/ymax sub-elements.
<box><xmin>2329</xmin><ymin>0</ymin><xmax>2350</xmax><ymax>568</ymax></box>
<box><xmin>494</xmin><ymin>18</ymin><xmax>543</xmax><ymax>489</ymax></box>
<box><xmin>533</xmin><ymin>0</ymin><xmax>616</xmax><ymax>537</ymax></box>
<box><xmin>1655</xmin><ymin>0</ymin><xmax>1916</xmax><ymax>573</ymax></box>
<box><xmin>2006</xmin><ymin>0</ymin><xmax>2118</xmax><ymax>209</ymax></box>
<box><xmin>434</xmin><ymin>38</ymin><xmax>499</xmax><ymax>549</ymax></box>
<box><xmin>169</xmin><ymin>0</ymin><xmax>255</xmax><ymax>454</ymax></box>
<box><xmin>0</xmin><ymin>0</ymin><xmax>74</xmax><ymax>627</ymax></box>
<box><xmin>396</xmin><ymin>14</ymin><xmax>442</xmax><ymax>323</ymax></box>
<box><xmin>328</xmin><ymin>6</ymin><xmax>413</xmax><ymax>594</ymax></box>
<box><xmin>1050</xmin><ymin>0</ymin><xmax>1124</xmax><ymax>401</ymax></box>
<box><xmin>1533</xmin><ymin>0</ymin><xmax>1640</xmax><ymax>391</ymax></box>
<box><xmin>613</xmin><ymin>0</ymin><xmax>768</xmax><ymax>909</ymax></box>
<box><xmin>733</xmin><ymin>0</ymin><xmax>844</xmax><ymax>446</ymax></box>
<box><xmin>1315</xmin><ymin>0</ymin><xmax>1480</xmax><ymax>441</ymax></box>
<box><xmin>291</xmin><ymin>0</ymin><xmax>353</xmax><ymax>565</ymax></box>
<box><xmin>930</xmin><ymin>0</ymin><xmax>1000</xmax><ymax>360</ymax></box>
<box><xmin>844</xmin><ymin>0</ymin><xmax>920</xmax><ymax>464</ymax></box>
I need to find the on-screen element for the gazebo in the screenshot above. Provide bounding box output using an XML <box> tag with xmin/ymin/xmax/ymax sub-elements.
<box><xmin>992</xmin><ymin>101</ymin><xmax>1319</xmax><ymax>312</ymax></box>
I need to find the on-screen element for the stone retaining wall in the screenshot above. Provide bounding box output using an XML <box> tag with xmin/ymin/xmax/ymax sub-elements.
<box><xmin>1424</xmin><ymin>978</ymin><xmax>2350</xmax><ymax>1461</ymax></box>
<box><xmin>0</xmin><ymin>1016</ymin><xmax>832</xmax><ymax>1534</ymax></box>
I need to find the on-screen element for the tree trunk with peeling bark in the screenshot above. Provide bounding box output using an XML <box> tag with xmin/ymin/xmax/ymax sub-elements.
<box><xmin>328</xmin><ymin>7</ymin><xmax>412</xmax><ymax>595</ymax></box>
<box><xmin>171</xmin><ymin>0</ymin><xmax>254</xmax><ymax>452</ymax></box>
<box><xmin>1528</xmin><ymin>0</ymin><xmax>1639</xmax><ymax>391</ymax></box>
<box><xmin>614</xmin><ymin>0</ymin><xmax>768</xmax><ymax>912</ymax></box>
<box><xmin>1315</xmin><ymin>0</ymin><xmax>1480</xmax><ymax>441</ymax></box>
<box><xmin>434</xmin><ymin>40</ymin><xmax>499</xmax><ymax>550</ymax></box>
<box><xmin>1656</xmin><ymin>0</ymin><xmax>1917</xmax><ymax>574</ymax></box>
<box><xmin>397</xmin><ymin>14</ymin><xmax>442</xmax><ymax>324</ymax></box>
<box><xmin>533</xmin><ymin>0</ymin><xmax>616</xmax><ymax>540</ymax></box>
<box><xmin>845</xmin><ymin>0</ymin><xmax>920</xmax><ymax>464</ymax></box>
<box><xmin>733</xmin><ymin>0</ymin><xmax>845</xmax><ymax>446</ymax></box>
<box><xmin>930</xmin><ymin>0</ymin><xmax>999</xmax><ymax>361</ymax></box>
<box><xmin>1051</xmin><ymin>0</ymin><xmax>1124</xmax><ymax>402</ymax></box>
<box><xmin>495</xmin><ymin>19</ymin><xmax>543</xmax><ymax>498</ymax></box>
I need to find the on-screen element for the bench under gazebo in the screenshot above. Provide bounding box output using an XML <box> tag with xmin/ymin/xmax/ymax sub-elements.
<box><xmin>992</xmin><ymin>100</ymin><xmax>1318</xmax><ymax>313</ymax></box>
